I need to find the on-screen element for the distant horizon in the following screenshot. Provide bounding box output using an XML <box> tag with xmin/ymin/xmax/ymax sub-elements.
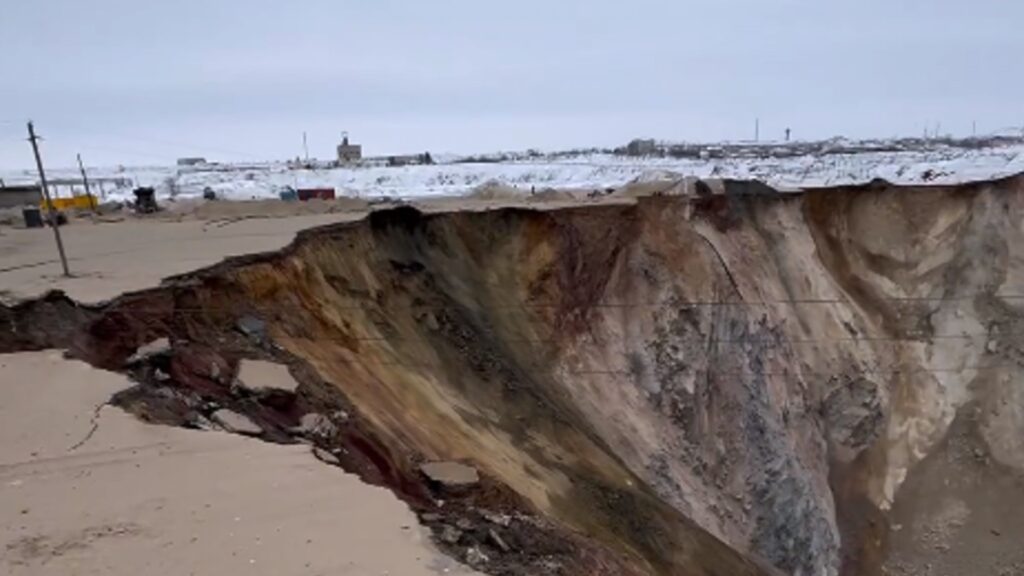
<box><xmin>2</xmin><ymin>125</ymin><xmax>1022</xmax><ymax>176</ymax></box>
<box><xmin>3</xmin><ymin>1</ymin><xmax>1022</xmax><ymax>171</ymax></box>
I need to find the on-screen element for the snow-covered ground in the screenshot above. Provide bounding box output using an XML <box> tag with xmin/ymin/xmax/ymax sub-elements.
<box><xmin>3</xmin><ymin>141</ymin><xmax>1023</xmax><ymax>202</ymax></box>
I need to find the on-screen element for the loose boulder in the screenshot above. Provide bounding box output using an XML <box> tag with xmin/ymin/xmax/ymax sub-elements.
<box><xmin>236</xmin><ymin>316</ymin><xmax>266</xmax><ymax>341</ymax></box>
<box><xmin>235</xmin><ymin>359</ymin><xmax>299</xmax><ymax>393</ymax></box>
<box><xmin>212</xmin><ymin>409</ymin><xmax>262</xmax><ymax>436</ymax></box>
<box><xmin>291</xmin><ymin>413</ymin><xmax>337</xmax><ymax>439</ymax></box>
<box><xmin>312</xmin><ymin>446</ymin><xmax>340</xmax><ymax>465</ymax></box>
<box><xmin>419</xmin><ymin>461</ymin><xmax>479</xmax><ymax>488</ymax></box>
<box><xmin>126</xmin><ymin>337</ymin><xmax>171</xmax><ymax>365</ymax></box>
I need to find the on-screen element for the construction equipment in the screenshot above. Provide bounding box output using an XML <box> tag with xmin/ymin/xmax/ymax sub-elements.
<box><xmin>132</xmin><ymin>187</ymin><xmax>159</xmax><ymax>214</ymax></box>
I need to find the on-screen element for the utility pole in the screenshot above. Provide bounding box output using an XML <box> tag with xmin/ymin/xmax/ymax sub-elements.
<box><xmin>76</xmin><ymin>153</ymin><xmax>97</xmax><ymax>212</ymax></box>
<box><xmin>27</xmin><ymin>121</ymin><xmax>70</xmax><ymax>277</ymax></box>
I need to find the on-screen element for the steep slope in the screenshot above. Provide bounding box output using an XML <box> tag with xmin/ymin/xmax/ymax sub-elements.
<box><xmin>4</xmin><ymin>175</ymin><xmax>1024</xmax><ymax>575</ymax></box>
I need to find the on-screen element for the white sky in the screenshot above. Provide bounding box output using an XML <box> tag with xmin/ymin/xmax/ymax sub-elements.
<box><xmin>1</xmin><ymin>0</ymin><xmax>1021</xmax><ymax>168</ymax></box>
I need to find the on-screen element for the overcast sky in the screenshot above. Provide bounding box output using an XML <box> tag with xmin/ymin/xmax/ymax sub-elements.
<box><xmin>1</xmin><ymin>0</ymin><xmax>1021</xmax><ymax>168</ymax></box>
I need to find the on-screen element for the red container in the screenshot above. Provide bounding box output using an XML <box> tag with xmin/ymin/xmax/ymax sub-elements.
<box><xmin>296</xmin><ymin>188</ymin><xmax>336</xmax><ymax>201</ymax></box>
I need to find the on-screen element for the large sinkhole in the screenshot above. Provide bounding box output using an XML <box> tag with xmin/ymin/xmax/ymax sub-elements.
<box><xmin>4</xmin><ymin>179</ymin><xmax>1024</xmax><ymax>576</ymax></box>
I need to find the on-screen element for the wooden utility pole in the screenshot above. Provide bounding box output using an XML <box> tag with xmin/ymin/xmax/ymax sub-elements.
<box><xmin>27</xmin><ymin>121</ymin><xmax>70</xmax><ymax>277</ymax></box>
<box><xmin>77</xmin><ymin>153</ymin><xmax>97</xmax><ymax>212</ymax></box>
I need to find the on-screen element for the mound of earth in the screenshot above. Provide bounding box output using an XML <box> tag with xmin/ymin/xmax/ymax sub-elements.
<box><xmin>467</xmin><ymin>180</ymin><xmax>528</xmax><ymax>201</ymax></box>
<box><xmin>527</xmin><ymin>188</ymin><xmax>576</xmax><ymax>202</ymax></box>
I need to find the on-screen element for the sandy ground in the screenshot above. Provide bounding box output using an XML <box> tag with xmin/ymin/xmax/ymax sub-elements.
<box><xmin>0</xmin><ymin>350</ymin><xmax>478</xmax><ymax>576</ymax></box>
<box><xmin>0</xmin><ymin>214</ymin><xmax>351</xmax><ymax>304</ymax></box>
<box><xmin>0</xmin><ymin>196</ymin><xmax>625</xmax><ymax>304</ymax></box>
<box><xmin>0</xmin><ymin>196</ymin><xmax>643</xmax><ymax>576</ymax></box>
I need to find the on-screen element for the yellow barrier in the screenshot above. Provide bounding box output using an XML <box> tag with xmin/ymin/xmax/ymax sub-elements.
<box><xmin>41</xmin><ymin>195</ymin><xmax>98</xmax><ymax>211</ymax></box>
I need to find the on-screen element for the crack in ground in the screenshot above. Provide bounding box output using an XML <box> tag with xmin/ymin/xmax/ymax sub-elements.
<box><xmin>67</xmin><ymin>402</ymin><xmax>107</xmax><ymax>452</ymax></box>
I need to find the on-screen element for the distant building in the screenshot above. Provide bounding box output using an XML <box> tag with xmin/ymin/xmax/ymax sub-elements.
<box><xmin>386</xmin><ymin>152</ymin><xmax>434</xmax><ymax>167</ymax></box>
<box><xmin>699</xmin><ymin>146</ymin><xmax>725</xmax><ymax>160</ymax></box>
<box><xmin>296</xmin><ymin>188</ymin><xmax>336</xmax><ymax>201</ymax></box>
<box><xmin>626</xmin><ymin>139</ymin><xmax>657</xmax><ymax>157</ymax></box>
<box><xmin>0</xmin><ymin>183</ymin><xmax>42</xmax><ymax>209</ymax></box>
<box><xmin>337</xmin><ymin>136</ymin><xmax>362</xmax><ymax>164</ymax></box>
<box><xmin>177</xmin><ymin>157</ymin><xmax>207</xmax><ymax>166</ymax></box>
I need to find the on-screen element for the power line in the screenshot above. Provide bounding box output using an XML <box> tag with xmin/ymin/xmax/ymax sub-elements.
<box><xmin>86</xmin><ymin>300</ymin><xmax>1024</xmax><ymax>350</ymax></box>
<box><xmin>176</xmin><ymin>350</ymin><xmax>1019</xmax><ymax>378</ymax></box>
<box><xmin>98</xmin><ymin>290</ymin><xmax>1024</xmax><ymax>313</ymax></box>
<box><xmin>4</xmin><ymin>125</ymin><xmax>269</xmax><ymax>168</ymax></box>
<box><xmin>75</xmin><ymin>304</ymin><xmax>1024</xmax><ymax>346</ymax></box>
<box><xmin>73</xmin><ymin>143</ymin><xmax>184</xmax><ymax>163</ymax></box>
<box><xmin>27</xmin><ymin>121</ymin><xmax>71</xmax><ymax>277</ymax></box>
<box><xmin>77</xmin><ymin>153</ymin><xmax>98</xmax><ymax>209</ymax></box>
<box><xmin>53</xmin><ymin>129</ymin><xmax>265</xmax><ymax>162</ymax></box>
<box><xmin>141</xmin><ymin>331</ymin><xmax>1008</xmax><ymax>346</ymax></box>
<box><xmin>568</xmin><ymin>364</ymin><xmax>1021</xmax><ymax>377</ymax></box>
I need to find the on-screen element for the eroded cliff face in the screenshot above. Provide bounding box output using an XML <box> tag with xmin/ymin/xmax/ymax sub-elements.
<box><xmin>4</xmin><ymin>176</ymin><xmax>1024</xmax><ymax>576</ymax></box>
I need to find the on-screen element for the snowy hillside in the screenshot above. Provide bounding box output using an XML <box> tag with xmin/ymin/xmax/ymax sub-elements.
<box><xmin>3</xmin><ymin>140</ymin><xmax>1023</xmax><ymax>202</ymax></box>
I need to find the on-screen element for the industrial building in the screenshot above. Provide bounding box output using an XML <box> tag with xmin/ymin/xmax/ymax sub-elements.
<box><xmin>337</xmin><ymin>135</ymin><xmax>362</xmax><ymax>164</ymax></box>
<box><xmin>0</xmin><ymin>184</ymin><xmax>42</xmax><ymax>209</ymax></box>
